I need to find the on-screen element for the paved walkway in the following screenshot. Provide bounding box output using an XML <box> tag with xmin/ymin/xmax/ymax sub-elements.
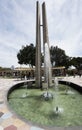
<box><xmin>0</xmin><ymin>77</ymin><xmax>82</xmax><ymax>130</ymax></box>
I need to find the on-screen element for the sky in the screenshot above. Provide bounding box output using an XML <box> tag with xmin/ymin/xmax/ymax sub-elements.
<box><xmin>0</xmin><ymin>0</ymin><xmax>82</xmax><ymax>68</ymax></box>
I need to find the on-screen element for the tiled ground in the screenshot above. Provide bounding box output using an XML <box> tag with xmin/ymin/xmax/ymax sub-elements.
<box><xmin>4</xmin><ymin>125</ymin><xmax>17</xmax><ymax>130</ymax></box>
<box><xmin>0</xmin><ymin>77</ymin><xmax>82</xmax><ymax>130</ymax></box>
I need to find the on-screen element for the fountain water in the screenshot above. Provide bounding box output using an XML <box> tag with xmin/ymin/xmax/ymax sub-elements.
<box><xmin>54</xmin><ymin>78</ymin><xmax>59</xmax><ymax>113</ymax></box>
<box><xmin>42</xmin><ymin>43</ymin><xmax>53</xmax><ymax>100</ymax></box>
<box><xmin>22</xmin><ymin>76</ymin><xmax>28</xmax><ymax>98</ymax></box>
<box><xmin>44</xmin><ymin>43</ymin><xmax>52</xmax><ymax>87</ymax></box>
<box><xmin>54</xmin><ymin>78</ymin><xmax>64</xmax><ymax>114</ymax></box>
<box><xmin>54</xmin><ymin>78</ymin><xmax>58</xmax><ymax>104</ymax></box>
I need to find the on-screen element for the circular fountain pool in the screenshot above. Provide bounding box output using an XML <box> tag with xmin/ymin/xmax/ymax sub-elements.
<box><xmin>8</xmin><ymin>83</ymin><xmax>82</xmax><ymax>127</ymax></box>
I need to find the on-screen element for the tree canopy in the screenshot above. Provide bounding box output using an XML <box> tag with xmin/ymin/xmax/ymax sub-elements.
<box><xmin>50</xmin><ymin>46</ymin><xmax>70</xmax><ymax>68</ymax></box>
<box><xmin>17</xmin><ymin>44</ymin><xmax>36</xmax><ymax>67</ymax></box>
<box><xmin>69</xmin><ymin>57</ymin><xmax>82</xmax><ymax>70</ymax></box>
<box><xmin>17</xmin><ymin>44</ymin><xmax>82</xmax><ymax>70</ymax></box>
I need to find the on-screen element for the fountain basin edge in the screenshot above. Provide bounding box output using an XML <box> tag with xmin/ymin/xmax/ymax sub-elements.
<box><xmin>59</xmin><ymin>80</ymin><xmax>82</xmax><ymax>94</ymax></box>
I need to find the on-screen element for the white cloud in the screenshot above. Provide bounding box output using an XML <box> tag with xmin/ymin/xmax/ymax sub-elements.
<box><xmin>48</xmin><ymin>0</ymin><xmax>82</xmax><ymax>57</ymax></box>
<box><xmin>0</xmin><ymin>0</ymin><xmax>82</xmax><ymax>67</ymax></box>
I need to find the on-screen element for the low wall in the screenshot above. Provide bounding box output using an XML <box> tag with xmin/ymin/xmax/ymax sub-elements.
<box><xmin>59</xmin><ymin>80</ymin><xmax>82</xmax><ymax>94</ymax></box>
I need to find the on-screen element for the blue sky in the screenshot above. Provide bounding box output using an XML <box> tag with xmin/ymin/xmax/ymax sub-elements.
<box><xmin>0</xmin><ymin>0</ymin><xmax>82</xmax><ymax>67</ymax></box>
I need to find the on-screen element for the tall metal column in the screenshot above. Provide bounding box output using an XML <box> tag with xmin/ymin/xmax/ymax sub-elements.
<box><xmin>42</xmin><ymin>2</ymin><xmax>52</xmax><ymax>86</ymax></box>
<box><xmin>42</xmin><ymin>2</ymin><xmax>49</xmax><ymax>46</ymax></box>
<box><xmin>35</xmin><ymin>1</ymin><xmax>42</xmax><ymax>88</ymax></box>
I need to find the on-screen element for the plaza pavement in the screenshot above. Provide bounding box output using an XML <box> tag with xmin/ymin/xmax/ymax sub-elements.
<box><xmin>0</xmin><ymin>77</ymin><xmax>82</xmax><ymax>130</ymax></box>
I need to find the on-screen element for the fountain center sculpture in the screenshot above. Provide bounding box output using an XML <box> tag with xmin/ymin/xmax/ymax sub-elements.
<box><xmin>35</xmin><ymin>1</ymin><xmax>52</xmax><ymax>89</ymax></box>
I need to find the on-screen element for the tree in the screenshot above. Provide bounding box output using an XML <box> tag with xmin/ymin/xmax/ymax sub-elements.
<box><xmin>17</xmin><ymin>44</ymin><xmax>71</xmax><ymax>68</ymax></box>
<box><xmin>17</xmin><ymin>44</ymin><xmax>36</xmax><ymax>67</ymax></box>
<box><xmin>70</xmin><ymin>57</ymin><xmax>82</xmax><ymax>70</ymax></box>
<box><xmin>50</xmin><ymin>46</ymin><xmax>70</xmax><ymax>68</ymax></box>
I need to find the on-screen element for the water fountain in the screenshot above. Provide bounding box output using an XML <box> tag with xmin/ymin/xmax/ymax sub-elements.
<box><xmin>7</xmin><ymin>1</ymin><xmax>82</xmax><ymax>128</ymax></box>
<box><xmin>22</xmin><ymin>75</ymin><xmax>28</xmax><ymax>98</ymax></box>
<box><xmin>54</xmin><ymin>78</ymin><xmax>59</xmax><ymax>113</ymax></box>
<box><xmin>54</xmin><ymin>78</ymin><xmax>64</xmax><ymax>114</ymax></box>
<box><xmin>42</xmin><ymin>43</ymin><xmax>53</xmax><ymax>100</ymax></box>
<box><xmin>44</xmin><ymin>43</ymin><xmax>51</xmax><ymax>86</ymax></box>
